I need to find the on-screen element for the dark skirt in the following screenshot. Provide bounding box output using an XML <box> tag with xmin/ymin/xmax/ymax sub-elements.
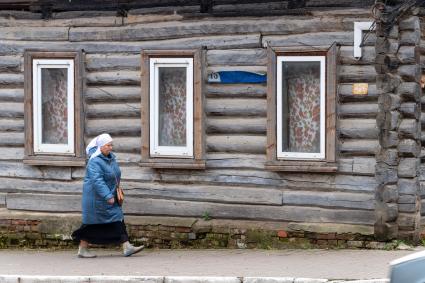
<box><xmin>71</xmin><ymin>221</ymin><xmax>129</xmax><ymax>245</ymax></box>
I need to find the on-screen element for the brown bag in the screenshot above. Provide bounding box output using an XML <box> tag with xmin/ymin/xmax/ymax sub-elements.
<box><xmin>116</xmin><ymin>186</ymin><xmax>124</xmax><ymax>206</ymax></box>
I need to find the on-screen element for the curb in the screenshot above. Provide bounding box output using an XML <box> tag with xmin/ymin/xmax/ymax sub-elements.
<box><xmin>0</xmin><ymin>276</ymin><xmax>390</xmax><ymax>283</ymax></box>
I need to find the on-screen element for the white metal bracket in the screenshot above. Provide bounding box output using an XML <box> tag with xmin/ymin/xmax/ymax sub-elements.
<box><xmin>354</xmin><ymin>21</ymin><xmax>374</xmax><ymax>59</ymax></box>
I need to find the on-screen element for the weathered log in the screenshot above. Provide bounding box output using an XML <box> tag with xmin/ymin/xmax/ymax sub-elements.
<box><xmin>0</xmin><ymin>34</ymin><xmax>262</xmax><ymax>55</ymax></box>
<box><xmin>0</xmin><ymin>132</ymin><xmax>23</xmax><ymax>146</ymax></box>
<box><xmin>0</xmin><ymin>118</ymin><xmax>23</xmax><ymax>132</ymax></box>
<box><xmin>208</xmin><ymin>65</ymin><xmax>266</xmax><ymax>74</ymax></box>
<box><xmin>85</xmin><ymin>54</ymin><xmax>140</xmax><ymax>71</ymax></box>
<box><xmin>398</xmin><ymin>65</ymin><xmax>421</xmax><ymax>83</ymax></box>
<box><xmin>0</xmin><ymin>88</ymin><xmax>24</xmax><ymax>103</ymax></box>
<box><xmin>206</xmin><ymin>98</ymin><xmax>266</xmax><ymax>117</ymax></box>
<box><xmin>0</xmin><ymin>55</ymin><xmax>22</xmax><ymax>72</ymax></box>
<box><xmin>262</xmin><ymin>32</ymin><xmax>366</xmax><ymax>47</ymax></box>
<box><xmin>400</xmin><ymin>102</ymin><xmax>419</xmax><ymax>119</ymax></box>
<box><xmin>398</xmin><ymin>46</ymin><xmax>418</xmax><ymax>64</ymax></box>
<box><xmin>119</xmin><ymin>182</ymin><xmax>283</xmax><ymax>205</ymax></box>
<box><xmin>397</xmin><ymin>82</ymin><xmax>420</xmax><ymax>102</ymax></box>
<box><xmin>86</xmin><ymin>118</ymin><xmax>141</xmax><ymax>136</ymax></box>
<box><xmin>86</xmin><ymin>136</ymin><xmax>140</xmax><ymax>153</ymax></box>
<box><xmin>0</xmin><ymin>161</ymin><xmax>72</xmax><ymax>181</ymax></box>
<box><xmin>0</xmin><ymin>102</ymin><xmax>23</xmax><ymax>118</ymax></box>
<box><xmin>86</xmin><ymin>103</ymin><xmax>140</xmax><ymax>118</ymax></box>
<box><xmin>69</xmin><ymin>17</ymin><xmax>345</xmax><ymax>42</ymax></box>
<box><xmin>0</xmin><ymin>147</ymin><xmax>24</xmax><ymax>160</ymax></box>
<box><xmin>339</xmin><ymin>139</ymin><xmax>379</xmax><ymax>155</ymax></box>
<box><xmin>339</xmin><ymin>65</ymin><xmax>376</xmax><ymax>83</ymax></box>
<box><xmin>339</xmin><ymin>119</ymin><xmax>378</xmax><ymax>139</ymax></box>
<box><xmin>399</xmin><ymin>119</ymin><xmax>419</xmax><ymax>139</ymax></box>
<box><xmin>85</xmin><ymin>86</ymin><xmax>141</xmax><ymax>102</ymax></box>
<box><xmin>86</xmin><ymin>71</ymin><xmax>140</xmax><ymax>86</ymax></box>
<box><xmin>206</xmin><ymin>117</ymin><xmax>266</xmax><ymax>134</ymax></box>
<box><xmin>206</xmin><ymin>84</ymin><xmax>266</xmax><ymax>98</ymax></box>
<box><xmin>339</xmin><ymin>83</ymin><xmax>377</xmax><ymax>102</ymax></box>
<box><xmin>0</xmin><ymin>73</ymin><xmax>23</xmax><ymax>87</ymax></box>
<box><xmin>0</xmin><ymin>16</ymin><xmax>122</xmax><ymax>28</ymax></box>
<box><xmin>6</xmin><ymin>193</ymin><xmax>375</xmax><ymax>225</ymax></box>
<box><xmin>207</xmin><ymin>49</ymin><xmax>267</xmax><ymax>66</ymax></box>
<box><xmin>282</xmin><ymin>190</ymin><xmax>374</xmax><ymax>210</ymax></box>
<box><xmin>124</xmin><ymin>13</ymin><xmax>185</xmax><ymax>25</ymax></box>
<box><xmin>207</xmin><ymin>135</ymin><xmax>266</xmax><ymax>154</ymax></box>
<box><xmin>340</xmin><ymin>46</ymin><xmax>375</xmax><ymax>65</ymax></box>
<box><xmin>0</xmin><ymin>27</ymin><xmax>68</xmax><ymax>41</ymax></box>
<box><xmin>206</xmin><ymin>153</ymin><xmax>265</xmax><ymax>170</ymax></box>
<box><xmin>339</xmin><ymin>103</ymin><xmax>378</xmax><ymax>118</ymax></box>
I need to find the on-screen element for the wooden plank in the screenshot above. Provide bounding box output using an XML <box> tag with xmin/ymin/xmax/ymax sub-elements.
<box><xmin>0</xmin><ymin>55</ymin><xmax>22</xmax><ymax>72</ymax></box>
<box><xmin>0</xmin><ymin>132</ymin><xmax>23</xmax><ymax>146</ymax></box>
<box><xmin>7</xmin><ymin>193</ymin><xmax>81</xmax><ymax>212</ymax></box>
<box><xmin>340</xmin><ymin>46</ymin><xmax>375</xmax><ymax>65</ymax></box>
<box><xmin>326</xmin><ymin>43</ymin><xmax>337</xmax><ymax>163</ymax></box>
<box><xmin>266</xmin><ymin>45</ymin><xmax>277</xmax><ymax>163</ymax></box>
<box><xmin>206</xmin><ymin>84</ymin><xmax>266</xmax><ymax>98</ymax></box>
<box><xmin>0</xmin><ymin>147</ymin><xmax>24</xmax><ymax>160</ymax></box>
<box><xmin>140</xmin><ymin>50</ymin><xmax>150</xmax><ymax>161</ymax></box>
<box><xmin>85</xmin><ymin>86</ymin><xmax>141</xmax><ymax>102</ymax></box>
<box><xmin>5</xmin><ymin>192</ymin><xmax>375</xmax><ymax>225</ymax></box>
<box><xmin>88</xmin><ymin>136</ymin><xmax>141</xmax><ymax>153</ymax></box>
<box><xmin>339</xmin><ymin>139</ymin><xmax>379</xmax><ymax>155</ymax></box>
<box><xmin>86</xmin><ymin>70</ymin><xmax>140</xmax><ymax>86</ymax></box>
<box><xmin>0</xmin><ymin>102</ymin><xmax>23</xmax><ymax>118</ymax></box>
<box><xmin>0</xmin><ymin>16</ymin><xmax>123</xmax><ymax>28</ymax></box>
<box><xmin>282</xmin><ymin>190</ymin><xmax>374</xmax><ymax>210</ymax></box>
<box><xmin>0</xmin><ymin>73</ymin><xmax>24</xmax><ymax>87</ymax></box>
<box><xmin>206</xmin><ymin>98</ymin><xmax>266</xmax><ymax>116</ymax></box>
<box><xmin>206</xmin><ymin>153</ymin><xmax>265</xmax><ymax>170</ymax></box>
<box><xmin>0</xmin><ymin>161</ymin><xmax>72</xmax><ymax>180</ymax></box>
<box><xmin>0</xmin><ymin>192</ymin><xmax>5</xmax><ymax>207</ymax></box>
<box><xmin>263</xmin><ymin>32</ymin><xmax>355</xmax><ymax>47</ymax></box>
<box><xmin>207</xmin><ymin>135</ymin><xmax>266</xmax><ymax>154</ymax></box>
<box><xmin>68</xmin><ymin>17</ymin><xmax>344</xmax><ymax>42</ymax></box>
<box><xmin>194</xmin><ymin>48</ymin><xmax>206</xmax><ymax>163</ymax></box>
<box><xmin>85</xmin><ymin>53</ymin><xmax>140</xmax><ymax>71</ymax></box>
<box><xmin>207</xmin><ymin>48</ymin><xmax>267</xmax><ymax>66</ymax></box>
<box><xmin>352</xmin><ymin>157</ymin><xmax>376</xmax><ymax>175</ymax></box>
<box><xmin>206</xmin><ymin>117</ymin><xmax>266</xmax><ymax>134</ymax></box>
<box><xmin>339</xmin><ymin>103</ymin><xmax>378</xmax><ymax>118</ymax></box>
<box><xmin>86</xmin><ymin>118</ymin><xmax>141</xmax><ymax>136</ymax></box>
<box><xmin>284</xmin><ymin>174</ymin><xmax>378</xmax><ymax>193</ymax></box>
<box><xmin>339</xmin><ymin>65</ymin><xmax>376</xmax><ymax>83</ymax></box>
<box><xmin>208</xmin><ymin>65</ymin><xmax>266</xmax><ymax>73</ymax></box>
<box><xmin>86</xmin><ymin>102</ymin><xmax>140</xmax><ymax>118</ymax></box>
<box><xmin>339</xmin><ymin>83</ymin><xmax>378</xmax><ymax>102</ymax></box>
<box><xmin>0</xmin><ymin>27</ymin><xmax>68</xmax><ymax>41</ymax></box>
<box><xmin>0</xmin><ymin>88</ymin><xmax>24</xmax><ymax>102</ymax></box>
<box><xmin>339</xmin><ymin>119</ymin><xmax>378</xmax><ymax>139</ymax></box>
<box><xmin>123</xmin><ymin>182</ymin><xmax>283</xmax><ymax>205</ymax></box>
<box><xmin>0</xmin><ymin>34</ymin><xmax>261</xmax><ymax>55</ymax></box>
<box><xmin>0</xmin><ymin>118</ymin><xmax>23</xmax><ymax>132</ymax></box>
<box><xmin>0</xmin><ymin>177</ymin><xmax>81</xmax><ymax>194</ymax></box>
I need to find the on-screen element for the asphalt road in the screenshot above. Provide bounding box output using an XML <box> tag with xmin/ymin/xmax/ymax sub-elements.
<box><xmin>0</xmin><ymin>248</ymin><xmax>421</xmax><ymax>280</ymax></box>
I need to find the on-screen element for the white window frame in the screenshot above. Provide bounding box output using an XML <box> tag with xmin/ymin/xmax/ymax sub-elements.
<box><xmin>32</xmin><ymin>59</ymin><xmax>75</xmax><ymax>155</ymax></box>
<box><xmin>149</xmin><ymin>57</ymin><xmax>194</xmax><ymax>158</ymax></box>
<box><xmin>276</xmin><ymin>56</ymin><xmax>326</xmax><ymax>160</ymax></box>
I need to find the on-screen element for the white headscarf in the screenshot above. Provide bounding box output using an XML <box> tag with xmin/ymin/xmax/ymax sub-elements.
<box><xmin>86</xmin><ymin>133</ymin><xmax>113</xmax><ymax>160</ymax></box>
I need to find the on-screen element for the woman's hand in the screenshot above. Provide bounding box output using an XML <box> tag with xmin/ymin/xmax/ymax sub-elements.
<box><xmin>107</xmin><ymin>197</ymin><xmax>115</xmax><ymax>205</ymax></box>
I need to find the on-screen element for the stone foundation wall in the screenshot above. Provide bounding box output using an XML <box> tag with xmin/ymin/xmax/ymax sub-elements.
<box><xmin>0</xmin><ymin>209</ymin><xmax>396</xmax><ymax>250</ymax></box>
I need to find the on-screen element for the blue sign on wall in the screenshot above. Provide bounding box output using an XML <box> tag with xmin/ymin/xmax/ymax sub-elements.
<box><xmin>208</xmin><ymin>71</ymin><xmax>267</xmax><ymax>84</ymax></box>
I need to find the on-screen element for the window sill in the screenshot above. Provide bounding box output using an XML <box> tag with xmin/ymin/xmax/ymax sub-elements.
<box><xmin>23</xmin><ymin>156</ymin><xmax>86</xmax><ymax>167</ymax></box>
<box><xmin>140</xmin><ymin>159</ymin><xmax>206</xmax><ymax>170</ymax></box>
<box><xmin>265</xmin><ymin>161</ymin><xmax>337</xmax><ymax>172</ymax></box>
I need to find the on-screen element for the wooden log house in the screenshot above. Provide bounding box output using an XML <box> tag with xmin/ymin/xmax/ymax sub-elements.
<box><xmin>0</xmin><ymin>0</ymin><xmax>423</xmax><ymax>248</ymax></box>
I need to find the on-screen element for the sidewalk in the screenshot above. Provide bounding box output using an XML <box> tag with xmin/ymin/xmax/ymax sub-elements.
<box><xmin>0</xmin><ymin>248</ymin><xmax>423</xmax><ymax>282</ymax></box>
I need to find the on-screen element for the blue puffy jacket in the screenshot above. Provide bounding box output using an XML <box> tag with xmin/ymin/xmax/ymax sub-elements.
<box><xmin>81</xmin><ymin>148</ymin><xmax>124</xmax><ymax>224</ymax></box>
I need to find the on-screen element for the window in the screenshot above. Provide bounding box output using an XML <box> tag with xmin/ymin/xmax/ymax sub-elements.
<box><xmin>141</xmin><ymin>50</ymin><xmax>205</xmax><ymax>169</ymax></box>
<box><xmin>24</xmin><ymin>51</ymin><xmax>85</xmax><ymax>166</ymax></box>
<box><xmin>266</xmin><ymin>45</ymin><xmax>337</xmax><ymax>172</ymax></box>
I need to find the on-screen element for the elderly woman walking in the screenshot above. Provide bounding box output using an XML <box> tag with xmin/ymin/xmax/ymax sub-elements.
<box><xmin>72</xmin><ymin>133</ymin><xmax>144</xmax><ymax>258</ymax></box>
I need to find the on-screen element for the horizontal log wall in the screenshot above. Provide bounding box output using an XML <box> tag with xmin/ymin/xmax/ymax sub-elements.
<box><xmin>0</xmin><ymin>8</ymin><xmax>378</xmax><ymax>227</ymax></box>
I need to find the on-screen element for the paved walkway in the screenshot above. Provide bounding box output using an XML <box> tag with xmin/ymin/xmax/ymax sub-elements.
<box><xmin>0</xmin><ymin>248</ymin><xmax>423</xmax><ymax>282</ymax></box>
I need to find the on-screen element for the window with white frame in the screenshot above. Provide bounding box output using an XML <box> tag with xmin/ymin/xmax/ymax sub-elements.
<box><xmin>141</xmin><ymin>49</ymin><xmax>205</xmax><ymax>169</ymax></box>
<box><xmin>24</xmin><ymin>51</ymin><xmax>85</xmax><ymax>167</ymax></box>
<box><xmin>149</xmin><ymin>57</ymin><xmax>194</xmax><ymax>157</ymax></box>
<box><xmin>33</xmin><ymin>59</ymin><xmax>75</xmax><ymax>154</ymax></box>
<box><xmin>266</xmin><ymin>46</ymin><xmax>337</xmax><ymax>172</ymax></box>
<box><xmin>276</xmin><ymin>56</ymin><xmax>326</xmax><ymax>160</ymax></box>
